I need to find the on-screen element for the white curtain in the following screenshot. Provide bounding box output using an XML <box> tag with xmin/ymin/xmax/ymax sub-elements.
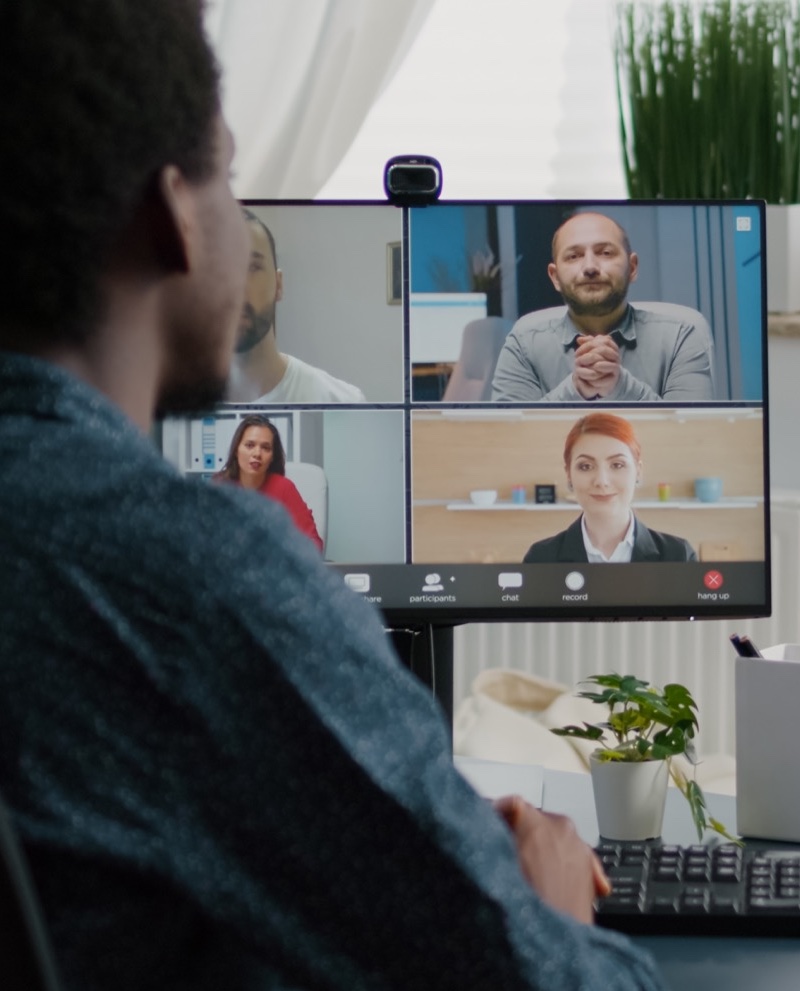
<box><xmin>205</xmin><ymin>0</ymin><xmax>436</xmax><ymax>198</ymax></box>
<box><xmin>319</xmin><ymin>0</ymin><xmax>626</xmax><ymax>200</ymax></box>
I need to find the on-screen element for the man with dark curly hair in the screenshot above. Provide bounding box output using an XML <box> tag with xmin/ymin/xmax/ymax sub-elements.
<box><xmin>0</xmin><ymin>3</ymin><xmax>664</xmax><ymax>991</ymax></box>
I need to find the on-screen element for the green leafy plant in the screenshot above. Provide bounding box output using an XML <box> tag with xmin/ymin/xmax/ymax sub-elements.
<box><xmin>552</xmin><ymin>673</ymin><xmax>738</xmax><ymax>842</ymax></box>
<box><xmin>614</xmin><ymin>0</ymin><xmax>800</xmax><ymax>202</ymax></box>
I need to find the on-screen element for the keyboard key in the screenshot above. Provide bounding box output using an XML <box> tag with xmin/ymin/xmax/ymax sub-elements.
<box><xmin>650</xmin><ymin>895</ymin><xmax>679</xmax><ymax>913</ymax></box>
<box><xmin>680</xmin><ymin>894</ymin><xmax>710</xmax><ymax>913</ymax></box>
<box><xmin>600</xmin><ymin>896</ymin><xmax>643</xmax><ymax>913</ymax></box>
<box><xmin>748</xmin><ymin>896</ymin><xmax>800</xmax><ymax>913</ymax></box>
<box><xmin>653</xmin><ymin>864</ymin><xmax>681</xmax><ymax>882</ymax></box>
<box><xmin>712</xmin><ymin>865</ymin><xmax>741</xmax><ymax>883</ymax></box>
<box><xmin>709</xmin><ymin>896</ymin><xmax>740</xmax><ymax>914</ymax></box>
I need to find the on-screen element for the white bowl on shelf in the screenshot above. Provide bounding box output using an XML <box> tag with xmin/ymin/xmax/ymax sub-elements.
<box><xmin>470</xmin><ymin>489</ymin><xmax>498</xmax><ymax>507</ymax></box>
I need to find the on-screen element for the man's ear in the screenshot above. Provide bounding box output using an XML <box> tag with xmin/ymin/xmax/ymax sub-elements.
<box><xmin>275</xmin><ymin>268</ymin><xmax>284</xmax><ymax>303</ymax></box>
<box><xmin>151</xmin><ymin>164</ymin><xmax>194</xmax><ymax>274</ymax></box>
<box><xmin>628</xmin><ymin>251</ymin><xmax>639</xmax><ymax>284</ymax></box>
<box><xmin>547</xmin><ymin>261</ymin><xmax>561</xmax><ymax>293</ymax></box>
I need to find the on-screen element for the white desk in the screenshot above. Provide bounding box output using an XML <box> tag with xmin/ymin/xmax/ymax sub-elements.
<box><xmin>541</xmin><ymin>767</ymin><xmax>800</xmax><ymax>991</ymax></box>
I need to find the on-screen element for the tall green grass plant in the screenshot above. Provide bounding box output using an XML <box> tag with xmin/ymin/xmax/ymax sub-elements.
<box><xmin>615</xmin><ymin>0</ymin><xmax>800</xmax><ymax>201</ymax></box>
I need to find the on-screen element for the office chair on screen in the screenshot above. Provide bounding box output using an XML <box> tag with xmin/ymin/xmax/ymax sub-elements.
<box><xmin>0</xmin><ymin>795</ymin><xmax>62</xmax><ymax>991</ymax></box>
<box><xmin>284</xmin><ymin>461</ymin><xmax>328</xmax><ymax>554</ymax></box>
<box><xmin>442</xmin><ymin>317</ymin><xmax>513</xmax><ymax>402</ymax></box>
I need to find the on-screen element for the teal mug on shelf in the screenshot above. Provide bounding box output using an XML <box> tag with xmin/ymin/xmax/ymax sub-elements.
<box><xmin>694</xmin><ymin>477</ymin><xmax>723</xmax><ymax>503</ymax></box>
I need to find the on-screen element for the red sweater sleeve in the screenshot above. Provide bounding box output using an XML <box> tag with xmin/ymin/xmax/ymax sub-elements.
<box><xmin>260</xmin><ymin>474</ymin><xmax>324</xmax><ymax>552</ymax></box>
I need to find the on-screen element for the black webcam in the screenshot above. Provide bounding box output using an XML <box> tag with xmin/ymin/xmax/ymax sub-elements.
<box><xmin>383</xmin><ymin>155</ymin><xmax>442</xmax><ymax>206</ymax></box>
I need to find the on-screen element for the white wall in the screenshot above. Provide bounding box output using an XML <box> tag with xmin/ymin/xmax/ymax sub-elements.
<box><xmin>768</xmin><ymin>334</ymin><xmax>800</xmax><ymax>490</ymax></box>
<box><xmin>319</xmin><ymin>0</ymin><xmax>624</xmax><ymax>201</ymax></box>
<box><xmin>323</xmin><ymin>410</ymin><xmax>406</xmax><ymax>564</ymax></box>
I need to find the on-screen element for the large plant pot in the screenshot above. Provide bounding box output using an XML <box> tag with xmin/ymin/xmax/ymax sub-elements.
<box><xmin>767</xmin><ymin>205</ymin><xmax>800</xmax><ymax>314</ymax></box>
<box><xmin>590</xmin><ymin>754</ymin><xmax>669</xmax><ymax>841</ymax></box>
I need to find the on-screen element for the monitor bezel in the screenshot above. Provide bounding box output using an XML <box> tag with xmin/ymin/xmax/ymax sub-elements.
<box><xmin>224</xmin><ymin>197</ymin><xmax>772</xmax><ymax>626</ymax></box>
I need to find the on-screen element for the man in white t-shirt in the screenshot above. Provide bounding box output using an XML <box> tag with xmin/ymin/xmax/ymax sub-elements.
<box><xmin>227</xmin><ymin>210</ymin><xmax>366</xmax><ymax>403</ymax></box>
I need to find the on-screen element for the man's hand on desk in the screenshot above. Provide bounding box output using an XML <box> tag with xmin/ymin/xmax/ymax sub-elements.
<box><xmin>494</xmin><ymin>794</ymin><xmax>611</xmax><ymax>925</ymax></box>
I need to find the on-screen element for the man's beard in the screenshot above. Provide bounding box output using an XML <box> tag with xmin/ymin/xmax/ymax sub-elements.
<box><xmin>235</xmin><ymin>303</ymin><xmax>273</xmax><ymax>353</ymax></box>
<box><xmin>154</xmin><ymin>375</ymin><xmax>229</xmax><ymax>420</ymax></box>
<box><xmin>561</xmin><ymin>283</ymin><xmax>629</xmax><ymax>317</ymax></box>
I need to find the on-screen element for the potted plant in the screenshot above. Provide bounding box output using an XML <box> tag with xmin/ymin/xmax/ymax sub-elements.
<box><xmin>552</xmin><ymin>673</ymin><xmax>738</xmax><ymax>842</ymax></box>
<box><xmin>613</xmin><ymin>0</ymin><xmax>800</xmax><ymax>312</ymax></box>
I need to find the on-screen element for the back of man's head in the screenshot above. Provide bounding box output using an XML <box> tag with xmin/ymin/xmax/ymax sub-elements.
<box><xmin>0</xmin><ymin>0</ymin><xmax>220</xmax><ymax>348</ymax></box>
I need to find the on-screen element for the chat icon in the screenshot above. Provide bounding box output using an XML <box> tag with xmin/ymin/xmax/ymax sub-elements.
<box><xmin>498</xmin><ymin>572</ymin><xmax>523</xmax><ymax>591</ymax></box>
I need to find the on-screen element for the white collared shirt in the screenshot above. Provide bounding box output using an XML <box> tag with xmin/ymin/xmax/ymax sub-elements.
<box><xmin>581</xmin><ymin>512</ymin><xmax>636</xmax><ymax>563</ymax></box>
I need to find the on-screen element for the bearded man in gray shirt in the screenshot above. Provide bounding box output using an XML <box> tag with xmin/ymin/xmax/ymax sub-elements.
<box><xmin>491</xmin><ymin>212</ymin><xmax>715</xmax><ymax>403</ymax></box>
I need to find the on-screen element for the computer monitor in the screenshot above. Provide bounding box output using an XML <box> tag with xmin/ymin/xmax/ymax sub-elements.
<box><xmin>160</xmin><ymin>198</ymin><xmax>770</xmax><ymax>630</ymax></box>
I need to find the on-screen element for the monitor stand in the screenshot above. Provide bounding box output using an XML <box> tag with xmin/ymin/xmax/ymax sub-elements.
<box><xmin>388</xmin><ymin>624</ymin><xmax>455</xmax><ymax>745</ymax></box>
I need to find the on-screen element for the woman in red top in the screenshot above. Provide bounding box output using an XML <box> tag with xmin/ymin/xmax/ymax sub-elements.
<box><xmin>215</xmin><ymin>414</ymin><xmax>323</xmax><ymax>551</ymax></box>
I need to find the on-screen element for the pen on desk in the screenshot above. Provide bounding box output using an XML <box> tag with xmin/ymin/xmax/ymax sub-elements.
<box><xmin>739</xmin><ymin>635</ymin><xmax>764</xmax><ymax>657</ymax></box>
<box><xmin>729</xmin><ymin>633</ymin><xmax>763</xmax><ymax>658</ymax></box>
<box><xmin>730</xmin><ymin>633</ymin><xmax>756</xmax><ymax>657</ymax></box>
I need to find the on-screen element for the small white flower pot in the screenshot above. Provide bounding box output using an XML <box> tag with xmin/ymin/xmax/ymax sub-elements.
<box><xmin>590</xmin><ymin>753</ymin><xmax>670</xmax><ymax>841</ymax></box>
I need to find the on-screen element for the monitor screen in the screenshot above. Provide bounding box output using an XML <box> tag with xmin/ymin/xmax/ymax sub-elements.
<box><xmin>160</xmin><ymin>198</ymin><xmax>770</xmax><ymax>624</ymax></box>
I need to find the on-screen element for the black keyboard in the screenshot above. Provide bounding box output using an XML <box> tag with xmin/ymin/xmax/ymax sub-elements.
<box><xmin>595</xmin><ymin>840</ymin><xmax>800</xmax><ymax>936</ymax></box>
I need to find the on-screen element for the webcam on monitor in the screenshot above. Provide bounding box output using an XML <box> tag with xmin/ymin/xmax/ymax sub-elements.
<box><xmin>383</xmin><ymin>154</ymin><xmax>442</xmax><ymax>205</ymax></box>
